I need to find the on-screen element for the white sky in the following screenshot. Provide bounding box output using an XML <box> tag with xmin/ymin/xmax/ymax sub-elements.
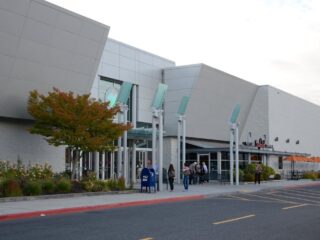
<box><xmin>47</xmin><ymin>0</ymin><xmax>320</xmax><ymax>105</ymax></box>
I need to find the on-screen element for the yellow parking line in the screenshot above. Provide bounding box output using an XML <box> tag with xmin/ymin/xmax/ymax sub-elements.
<box><xmin>213</xmin><ymin>214</ymin><xmax>255</xmax><ymax>225</ymax></box>
<box><xmin>282</xmin><ymin>204</ymin><xmax>308</xmax><ymax>210</ymax></box>
<box><xmin>140</xmin><ymin>238</ymin><xmax>153</xmax><ymax>240</ymax></box>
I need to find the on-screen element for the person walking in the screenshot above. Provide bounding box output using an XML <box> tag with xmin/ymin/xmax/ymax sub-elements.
<box><xmin>183</xmin><ymin>163</ymin><xmax>190</xmax><ymax>191</ymax></box>
<box><xmin>202</xmin><ymin>162</ymin><xmax>208</xmax><ymax>183</ymax></box>
<box><xmin>168</xmin><ymin>164</ymin><xmax>175</xmax><ymax>191</ymax></box>
<box><xmin>189</xmin><ymin>162</ymin><xmax>196</xmax><ymax>185</ymax></box>
<box><xmin>255</xmin><ymin>162</ymin><xmax>262</xmax><ymax>184</ymax></box>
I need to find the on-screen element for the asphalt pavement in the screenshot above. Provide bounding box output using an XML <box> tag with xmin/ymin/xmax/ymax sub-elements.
<box><xmin>0</xmin><ymin>184</ymin><xmax>320</xmax><ymax>240</ymax></box>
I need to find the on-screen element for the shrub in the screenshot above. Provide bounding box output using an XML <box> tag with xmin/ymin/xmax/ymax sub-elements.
<box><xmin>274</xmin><ymin>173</ymin><xmax>281</xmax><ymax>180</ymax></box>
<box><xmin>107</xmin><ymin>178</ymin><xmax>119</xmax><ymax>191</ymax></box>
<box><xmin>303</xmin><ymin>171</ymin><xmax>317</xmax><ymax>180</ymax></box>
<box><xmin>261</xmin><ymin>165</ymin><xmax>275</xmax><ymax>181</ymax></box>
<box><xmin>2</xmin><ymin>179</ymin><xmax>23</xmax><ymax>197</ymax></box>
<box><xmin>27</xmin><ymin>163</ymin><xmax>53</xmax><ymax>181</ymax></box>
<box><xmin>243</xmin><ymin>163</ymin><xmax>275</xmax><ymax>181</ymax></box>
<box><xmin>0</xmin><ymin>178</ymin><xmax>4</xmax><ymax>197</ymax></box>
<box><xmin>56</xmin><ymin>179</ymin><xmax>71</xmax><ymax>193</ymax></box>
<box><xmin>42</xmin><ymin>179</ymin><xmax>55</xmax><ymax>194</ymax></box>
<box><xmin>80</xmin><ymin>172</ymin><xmax>97</xmax><ymax>192</ymax></box>
<box><xmin>243</xmin><ymin>164</ymin><xmax>255</xmax><ymax>182</ymax></box>
<box><xmin>81</xmin><ymin>179</ymin><xmax>95</xmax><ymax>192</ymax></box>
<box><xmin>54</xmin><ymin>171</ymin><xmax>71</xmax><ymax>180</ymax></box>
<box><xmin>23</xmin><ymin>181</ymin><xmax>42</xmax><ymax>196</ymax></box>
<box><xmin>118</xmin><ymin>177</ymin><xmax>126</xmax><ymax>191</ymax></box>
<box><xmin>71</xmin><ymin>181</ymin><xmax>83</xmax><ymax>193</ymax></box>
<box><xmin>92</xmin><ymin>181</ymin><xmax>109</xmax><ymax>192</ymax></box>
<box><xmin>0</xmin><ymin>161</ymin><xmax>27</xmax><ymax>181</ymax></box>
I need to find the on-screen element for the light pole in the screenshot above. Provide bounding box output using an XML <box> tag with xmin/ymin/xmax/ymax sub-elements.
<box><xmin>229</xmin><ymin>104</ymin><xmax>241</xmax><ymax>186</ymax></box>
<box><xmin>151</xmin><ymin>83</ymin><xmax>168</xmax><ymax>191</ymax></box>
<box><xmin>177</xmin><ymin>96</ymin><xmax>189</xmax><ymax>184</ymax></box>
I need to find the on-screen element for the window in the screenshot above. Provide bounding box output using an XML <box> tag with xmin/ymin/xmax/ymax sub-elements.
<box><xmin>278</xmin><ymin>157</ymin><xmax>283</xmax><ymax>169</ymax></box>
<box><xmin>99</xmin><ymin>76</ymin><xmax>133</xmax><ymax>122</ymax></box>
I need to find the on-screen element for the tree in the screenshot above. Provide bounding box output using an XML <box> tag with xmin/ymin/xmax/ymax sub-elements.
<box><xmin>28</xmin><ymin>88</ymin><xmax>131</xmax><ymax>179</ymax></box>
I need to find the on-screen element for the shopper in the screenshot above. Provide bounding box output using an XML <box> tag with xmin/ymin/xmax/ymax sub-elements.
<box><xmin>183</xmin><ymin>163</ymin><xmax>190</xmax><ymax>191</ymax></box>
<box><xmin>189</xmin><ymin>162</ymin><xmax>196</xmax><ymax>185</ymax></box>
<box><xmin>168</xmin><ymin>164</ymin><xmax>175</xmax><ymax>191</ymax></box>
<box><xmin>255</xmin><ymin>162</ymin><xmax>262</xmax><ymax>184</ymax></box>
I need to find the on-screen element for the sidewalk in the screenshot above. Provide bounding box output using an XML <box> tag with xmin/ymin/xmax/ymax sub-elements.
<box><xmin>1</xmin><ymin>180</ymin><xmax>319</xmax><ymax>221</ymax></box>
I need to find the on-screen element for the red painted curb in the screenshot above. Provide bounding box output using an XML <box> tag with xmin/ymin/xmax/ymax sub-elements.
<box><xmin>0</xmin><ymin>195</ymin><xmax>204</xmax><ymax>222</ymax></box>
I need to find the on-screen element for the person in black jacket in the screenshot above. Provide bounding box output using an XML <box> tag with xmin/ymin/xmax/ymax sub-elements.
<box><xmin>168</xmin><ymin>164</ymin><xmax>175</xmax><ymax>191</ymax></box>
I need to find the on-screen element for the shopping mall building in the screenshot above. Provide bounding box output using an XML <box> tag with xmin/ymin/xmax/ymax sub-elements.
<box><xmin>1</xmin><ymin>0</ymin><xmax>320</xmax><ymax>185</ymax></box>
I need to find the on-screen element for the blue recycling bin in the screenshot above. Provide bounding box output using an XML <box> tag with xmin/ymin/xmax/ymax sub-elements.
<box><xmin>140</xmin><ymin>168</ymin><xmax>156</xmax><ymax>193</ymax></box>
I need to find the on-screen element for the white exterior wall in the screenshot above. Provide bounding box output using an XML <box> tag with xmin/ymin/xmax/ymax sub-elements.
<box><xmin>0</xmin><ymin>0</ymin><xmax>109</xmax><ymax>119</ymax></box>
<box><xmin>240</xmin><ymin>86</ymin><xmax>269</xmax><ymax>145</ymax></box>
<box><xmin>163</xmin><ymin>137</ymin><xmax>178</xmax><ymax>170</ymax></box>
<box><xmin>0</xmin><ymin>119</ymin><xmax>65</xmax><ymax>171</ymax></box>
<box><xmin>91</xmin><ymin>39</ymin><xmax>175</xmax><ymax>123</ymax></box>
<box><xmin>268</xmin><ymin>86</ymin><xmax>320</xmax><ymax>156</ymax></box>
<box><xmin>164</xmin><ymin>65</ymin><xmax>201</xmax><ymax>135</ymax></box>
<box><xmin>183</xmin><ymin>65</ymin><xmax>258</xmax><ymax>141</ymax></box>
<box><xmin>0</xmin><ymin>0</ymin><xmax>109</xmax><ymax>168</ymax></box>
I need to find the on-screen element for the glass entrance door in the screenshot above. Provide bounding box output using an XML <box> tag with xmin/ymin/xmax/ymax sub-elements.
<box><xmin>197</xmin><ymin>153</ymin><xmax>210</xmax><ymax>182</ymax></box>
<box><xmin>136</xmin><ymin>149</ymin><xmax>152</xmax><ymax>180</ymax></box>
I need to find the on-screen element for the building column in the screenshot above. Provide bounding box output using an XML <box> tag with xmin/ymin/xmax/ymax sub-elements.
<box><xmin>217</xmin><ymin>152</ymin><xmax>222</xmax><ymax>175</ymax></box>
<box><xmin>111</xmin><ymin>152</ymin><xmax>115</xmax><ymax>179</ymax></box>
<box><xmin>248</xmin><ymin>153</ymin><xmax>251</xmax><ymax>164</ymax></box>
<box><xmin>101</xmin><ymin>152</ymin><xmax>105</xmax><ymax>180</ymax></box>
<box><xmin>93</xmin><ymin>152</ymin><xmax>99</xmax><ymax>180</ymax></box>
<box><xmin>263</xmin><ymin>155</ymin><xmax>267</xmax><ymax>166</ymax></box>
<box><xmin>132</xmin><ymin>144</ymin><xmax>137</xmax><ymax>185</ymax></box>
<box><xmin>79</xmin><ymin>156</ymin><xmax>83</xmax><ymax>179</ymax></box>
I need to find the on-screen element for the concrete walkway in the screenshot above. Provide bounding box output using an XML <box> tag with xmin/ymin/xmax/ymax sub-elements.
<box><xmin>0</xmin><ymin>180</ymin><xmax>319</xmax><ymax>221</ymax></box>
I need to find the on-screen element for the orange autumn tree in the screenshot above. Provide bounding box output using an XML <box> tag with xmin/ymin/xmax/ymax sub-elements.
<box><xmin>28</xmin><ymin>88</ymin><xmax>131</xmax><ymax>179</ymax></box>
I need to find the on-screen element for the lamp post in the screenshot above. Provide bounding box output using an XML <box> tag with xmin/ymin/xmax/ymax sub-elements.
<box><xmin>151</xmin><ymin>84</ymin><xmax>168</xmax><ymax>191</ymax></box>
<box><xmin>177</xmin><ymin>96</ymin><xmax>189</xmax><ymax>184</ymax></box>
<box><xmin>116</xmin><ymin>82</ymin><xmax>133</xmax><ymax>187</ymax></box>
<box><xmin>229</xmin><ymin>104</ymin><xmax>241</xmax><ymax>186</ymax></box>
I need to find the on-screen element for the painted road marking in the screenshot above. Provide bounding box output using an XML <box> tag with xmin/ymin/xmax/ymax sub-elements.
<box><xmin>243</xmin><ymin>193</ymin><xmax>298</xmax><ymax>204</ymax></box>
<box><xmin>213</xmin><ymin>214</ymin><xmax>255</xmax><ymax>225</ymax></box>
<box><xmin>139</xmin><ymin>238</ymin><xmax>153</xmax><ymax>240</ymax></box>
<box><xmin>282</xmin><ymin>204</ymin><xmax>308</xmax><ymax>210</ymax></box>
<box><xmin>239</xmin><ymin>189</ymin><xmax>251</xmax><ymax>193</ymax></box>
<box><xmin>281</xmin><ymin>191</ymin><xmax>320</xmax><ymax>199</ymax></box>
<box><xmin>286</xmin><ymin>189</ymin><xmax>320</xmax><ymax>196</ymax></box>
<box><xmin>269</xmin><ymin>192</ymin><xmax>320</xmax><ymax>204</ymax></box>
<box><xmin>228</xmin><ymin>195</ymin><xmax>250</xmax><ymax>201</ymax></box>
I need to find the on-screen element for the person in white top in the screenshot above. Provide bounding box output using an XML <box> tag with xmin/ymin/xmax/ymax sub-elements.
<box><xmin>200</xmin><ymin>162</ymin><xmax>208</xmax><ymax>183</ymax></box>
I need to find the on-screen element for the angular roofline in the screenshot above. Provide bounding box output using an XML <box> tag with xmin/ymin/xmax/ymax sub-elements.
<box><xmin>42</xmin><ymin>0</ymin><xmax>110</xmax><ymax>30</ymax></box>
<box><xmin>108</xmin><ymin>38</ymin><xmax>175</xmax><ymax>65</ymax></box>
<box><xmin>265</xmin><ymin>85</ymin><xmax>320</xmax><ymax>108</ymax></box>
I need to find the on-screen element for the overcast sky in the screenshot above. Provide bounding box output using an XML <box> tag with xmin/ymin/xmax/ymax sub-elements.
<box><xmin>48</xmin><ymin>0</ymin><xmax>320</xmax><ymax>105</ymax></box>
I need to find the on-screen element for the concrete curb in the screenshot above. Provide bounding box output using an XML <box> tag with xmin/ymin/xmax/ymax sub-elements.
<box><xmin>1</xmin><ymin>181</ymin><xmax>319</xmax><ymax>222</ymax></box>
<box><xmin>0</xmin><ymin>195</ymin><xmax>204</xmax><ymax>222</ymax></box>
<box><xmin>0</xmin><ymin>190</ymin><xmax>138</xmax><ymax>203</ymax></box>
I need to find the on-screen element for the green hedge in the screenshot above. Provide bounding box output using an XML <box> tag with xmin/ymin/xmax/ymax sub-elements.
<box><xmin>243</xmin><ymin>163</ymin><xmax>275</xmax><ymax>182</ymax></box>
<box><xmin>303</xmin><ymin>171</ymin><xmax>317</xmax><ymax>180</ymax></box>
<box><xmin>1</xmin><ymin>179</ymin><xmax>23</xmax><ymax>197</ymax></box>
<box><xmin>23</xmin><ymin>181</ymin><xmax>42</xmax><ymax>196</ymax></box>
